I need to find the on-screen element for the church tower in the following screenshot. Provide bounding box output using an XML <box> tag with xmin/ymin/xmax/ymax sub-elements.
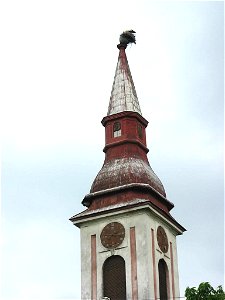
<box><xmin>70</xmin><ymin>32</ymin><xmax>186</xmax><ymax>300</ymax></box>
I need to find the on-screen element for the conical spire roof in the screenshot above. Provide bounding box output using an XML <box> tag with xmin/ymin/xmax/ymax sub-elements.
<box><xmin>107</xmin><ymin>44</ymin><xmax>142</xmax><ymax>116</ymax></box>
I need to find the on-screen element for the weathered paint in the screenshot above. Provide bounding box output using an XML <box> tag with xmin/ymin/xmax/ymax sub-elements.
<box><xmin>108</xmin><ymin>46</ymin><xmax>142</xmax><ymax>116</ymax></box>
<box><xmin>130</xmin><ymin>227</ymin><xmax>138</xmax><ymax>300</ymax></box>
<box><xmin>170</xmin><ymin>241</ymin><xmax>175</xmax><ymax>300</ymax></box>
<box><xmin>81</xmin><ymin>186</ymin><xmax>174</xmax><ymax>220</ymax></box>
<box><xmin>91</xmin><ymin>235</ymin><xmax>97</xmax><ymax>300</ymax></box>
<box><xmin>77</xmin><ymin>207</ymin><xmax>181</xmax><ymax>300</ymax></box>
<box><xmin>166</xmin><ymin>261</ymin><xmax>171</xmax><ymax>300</ymax></box>
<box><xmin>91</xmin><ymin>157</ymin><xmax>166</xmax><ymax>196</ymax></box>
<box><xmin>90</xmin><ymin>110</ymin><xmax>167</xmax><ymax>201</ymax></box>
<box><xmin>151</xmin><ymin>228</ymin><xmax>158</xmax><ymax>300</ymax></box>
<box><xmin>70</xmin><ymin>43</ymin><xmax>185</xmax><ymax>300</ymax></box>
<box><xmin>82</xmin><ymin>47</ymin><xmax>168</xmax><ymax>212</ymax></box>
<box><xmin>72</xmin><ymin>200</ymin><xmax>185</xmax><ymax>235</ymax></box>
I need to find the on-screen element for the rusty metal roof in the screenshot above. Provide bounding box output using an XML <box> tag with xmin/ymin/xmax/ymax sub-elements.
<box><xmin>107</xmin><ymin>45</ymin><xmax>142</xmax><ymax>116</ymax></box>
<box><xmin>90</xmin><ymin>157</ymin><xmax>166</xmax><ymax>197</ymax></box>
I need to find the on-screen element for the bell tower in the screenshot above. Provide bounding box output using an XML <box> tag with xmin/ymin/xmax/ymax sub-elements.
<box><xmin>70</xmin><ymin>32</ymin><xmax>186</xmax><ymax>300</ymax></box>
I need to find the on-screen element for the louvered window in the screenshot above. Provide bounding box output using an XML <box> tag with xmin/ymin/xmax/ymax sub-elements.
<box><xmin>103</xmin><ymin>255</ymin><xmax>126</xmax><ymax>300</ymax></box>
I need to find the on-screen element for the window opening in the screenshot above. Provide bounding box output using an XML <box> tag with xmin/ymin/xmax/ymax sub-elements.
<box><xmin>158</xmin><ymin>259</ymin><xmax>169</xmax><ymax>300</ymax></box>
<box><xmin>113</xmin><ymin>122</ymin><xmax>121</xmax><ymax>137</ymax></box>
<box><xmin>103</xmin><ymin>255</ymin><xmax>126</xmax><ymax>300</ymax></box>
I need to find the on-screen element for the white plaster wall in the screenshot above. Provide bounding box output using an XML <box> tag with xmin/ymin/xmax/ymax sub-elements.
<box><xmin>95</xmin><ymin>214</ymin><xmax>132</xmax><ymax>300</ymax></box>
<box><xmin>79</xmin><ymin>206</ymin><xmax>181</xmax><ymax>300</ymax></box>
<box><xmin>80</xmin><ymin>214</ymin><xmax>132</xmax><ymax>299</ymax></box>
<box><xmin>129</xmin><ymin>211</ymin><xmax>153</xmax><ymax>300</ymax></box>
<box><xmin>172</xmin><ymin>238</ymin><xmax>181</xmax><ymax>298</ymax></box>
<box><xmin>151</xmin><ymin>215</ymin><xmax>180</xmax><ymax>300</ymax></box>
<box><xmin>80</xmin><ymin>225</ymin><xmax>92</xmax><ymax>299</ymax></box>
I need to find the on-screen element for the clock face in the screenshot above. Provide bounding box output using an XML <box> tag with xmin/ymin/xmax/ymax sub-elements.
<box><xmin>100</xmin><ymin>222</ymin><xmax>125</xmax><ymax>249</ymax></box>
<box><xmin>157</xmin><ymin>226</ymin><xmax>168</xmax><ymax>253</ymax></box>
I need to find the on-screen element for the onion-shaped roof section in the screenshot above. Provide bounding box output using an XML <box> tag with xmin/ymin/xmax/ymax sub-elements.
<box><xmin>90</xmin><ymin>157</ymin><xmax>166</xmax><ymax>197</ymax></box>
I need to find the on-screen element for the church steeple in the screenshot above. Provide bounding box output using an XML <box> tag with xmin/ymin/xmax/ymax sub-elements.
<box><xmin>107</xmin><ymin>44</ymin><xmax>142</xmax><ymax>116</ymax></box>
<box><xmin>83</xmin><ymin>42</ymin><xmax>169</xmax><ymax>211</ymax></box>
<box><xmin>70</xmin><ymin>32</ymin><xmax>185</xmax><ymax>300</ymax></box>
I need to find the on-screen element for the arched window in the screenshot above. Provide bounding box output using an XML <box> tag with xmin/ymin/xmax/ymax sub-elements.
<box><xmin>103</xmin><ymin>255</ymin><xmax>126</xmax><ymax>300</ymax></box>
<box><xmin>158</xmin><ymin>259</ymin><xmax>169</xmax><ymax>300</ymax></box>
<box><xmin>113</xmin><ymin>122</ymin><xmax>121</xmax><ymax>137</ymax></box>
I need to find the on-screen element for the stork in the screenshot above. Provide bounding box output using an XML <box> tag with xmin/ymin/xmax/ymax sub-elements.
<box><xmin>119</xmin><ymin>30</ymin><xmax>136</xmax><ymax>46</ymax></box>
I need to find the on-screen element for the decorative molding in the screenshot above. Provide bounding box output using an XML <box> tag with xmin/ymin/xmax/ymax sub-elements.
<box><xmin>71</xmin><ymin>201</ymin><xmax>185</xmax><ymax>235</ymax></box>
<box><xmin>151</xmin><ymin>228</ymin><xmax>157</xmax><ymax>300</ymax></box>
<box><xmin>130</xmin><ymin>227</ymin><xmax>138</xmax><ymax>300</ymax></box>
<box><xmin>170</xmin><ymin>242</ymin><xmax>175</xmax><ymax>300</ymax></box>
<box><xmin>91</xmin><ymin>235</ymin><xmax>97</xmax><ymax>300</ymax></box>
<box><xmin>99</xmin><ymin>245</ymin><xmax>127</xmax><ymax>254</ymax></box>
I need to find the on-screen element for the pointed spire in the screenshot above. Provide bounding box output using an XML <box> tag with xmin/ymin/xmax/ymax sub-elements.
<box><xmin>107</xmin><ymin>44</ymin><xmax>142</xmax><ymax>116</ymax></box>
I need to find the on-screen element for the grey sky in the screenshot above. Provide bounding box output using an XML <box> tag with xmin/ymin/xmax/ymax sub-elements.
<box><xmin>2</xmin><ymin>1</ymin><xmax>224</xmax><ymax>299</ymax></box>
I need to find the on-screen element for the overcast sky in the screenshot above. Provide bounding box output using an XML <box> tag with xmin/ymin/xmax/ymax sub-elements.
<box><xmin>1</xmin><ymin>1</ymin><xmax>224</xmax><ymax>299</ymax></box>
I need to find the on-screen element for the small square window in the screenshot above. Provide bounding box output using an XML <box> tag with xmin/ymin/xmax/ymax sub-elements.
<box><xmin>113</xmin><ymin>122</ymin><xmax>121</xmax><ymax>137</ymax></box>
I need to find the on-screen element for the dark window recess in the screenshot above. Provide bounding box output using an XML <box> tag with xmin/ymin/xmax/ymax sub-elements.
<box><xmin>137</xmin><ymin>124</ymin><xmax>143</xmax><ymax>138</ymax></box>
<box><xmin>103</xmin><ymin>255</ymin><xmax>126</xmax><ymax>300</ymax></box>
<box><xmin>113</xmin><ymin>122</ymin><xmax>121</xmax><ymax>137</ymax></box>
<box><xmin>158</xmin><ymin>259</ymin><xmax>169</xmax><ymax>300</ymax></box>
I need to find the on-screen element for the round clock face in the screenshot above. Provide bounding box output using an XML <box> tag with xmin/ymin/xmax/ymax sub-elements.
<box><xmin>100</xmin><ymin>222</ymin><xmax>125</xmax><ymax>249</ymax></box>
<box><xmin>157</xmin><ymin>226</ymin><xmax>169</xmax><ymax>253</ymax></box>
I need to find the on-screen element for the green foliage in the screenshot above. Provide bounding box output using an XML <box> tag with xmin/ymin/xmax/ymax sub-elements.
<box><xmin>185</xmin><ymin>282</ymin><xmax>225</xmax><ymax>300</ymax></box>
